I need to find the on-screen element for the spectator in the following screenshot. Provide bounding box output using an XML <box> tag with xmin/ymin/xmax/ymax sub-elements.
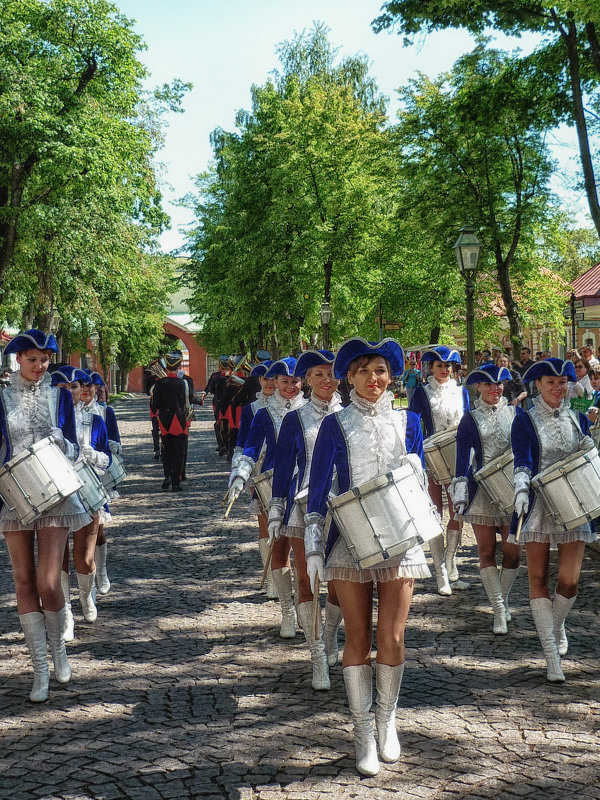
<box><xmin>496</xmin><ymin>355</ymin><xmax>526</xmax><ymax>406</ymax></box>
<box><xmin>514</xmin><ymin>347</ymin><xmax>534</xmax><ymax>376</ymax></box>
<box><xmin>401</xmin><ymin>359</ymin><xmax>421</xmax><ymax>405</ymax></box>
<box><xmin>579</xmin><ymin>345</ymin><xmax>599</xmax><ymax>366</ymax></box>
<box><xmin>571</xmin><ymin>356</ymin><xmax>592</xmax><ymax>397</ymax></box>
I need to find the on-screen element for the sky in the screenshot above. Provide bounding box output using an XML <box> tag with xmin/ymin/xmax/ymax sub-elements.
<box><xmin>114</xmin><ymin>0</ymin><xmax>585</xmax><ymax>254</ymax></box>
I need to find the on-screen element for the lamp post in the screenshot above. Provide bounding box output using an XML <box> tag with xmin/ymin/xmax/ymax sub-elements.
<box><xmin>109</xmin><ymin>343</ymin><xmax>118</xmax><ymax>393</ymax></box>
<box><xmin>319</xmin><ymin>301</ymin><xmax>332</xmax><ymax>350</ymax></box>
<box><xmin>453</xmin><ymin>224</ymin><xmax>482</xmax><ymax>374</ymax></box>
<box><xmin>89</xmin><ymin>331</ymin><xmax>100</xmax><ymax>370</ymax></box>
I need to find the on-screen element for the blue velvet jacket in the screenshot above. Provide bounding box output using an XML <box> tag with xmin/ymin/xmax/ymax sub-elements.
<box><xmin>409</xmin><ymin>381</ymin><xmax>470</xmax><ymax>437</ymax></box>
<box><xmin>510</xmin><ymin>404</ymin><xmax>590</xmax><ymax>532</ymax></box>
<box><xmin>307</xmin><ymin>408</ymin><xmax>425</xmax><ymax>559</ymax></box>
<box><xmin>0</xmin><ymin>383</ymin><xmax>78</xmax><ymax>464</ymax></box>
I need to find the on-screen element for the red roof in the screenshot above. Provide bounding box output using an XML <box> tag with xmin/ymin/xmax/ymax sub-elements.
<box><xmin>572</xmin><ymin>262</ymin><xmax>600</xmax><ymax>298</ymax></box>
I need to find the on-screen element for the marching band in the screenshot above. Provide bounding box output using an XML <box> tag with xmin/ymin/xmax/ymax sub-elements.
<box><xmin>2</xmin><ymin>328</ymin><xmax>599</xmax><ymax>779</ymax></box>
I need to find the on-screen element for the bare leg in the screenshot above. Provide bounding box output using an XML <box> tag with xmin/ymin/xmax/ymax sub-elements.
<box><xmin>333</xmin><ymin>580</ymin><xmax>373</xmax><ymax>667</ymax></box>
<box><xmin>375</xmin><ymin>578</ymin><xmax>414</xmax><ymax>666</ymax></box>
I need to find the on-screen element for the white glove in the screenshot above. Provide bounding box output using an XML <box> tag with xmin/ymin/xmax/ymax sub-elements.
<box><xmin>514</xmin><ymin>491</ymin><xmax>529</xmax><ymax>518</ymax></box>
<box><xmin>454</xmin><ymin>502</ymin><xmax>466</xmax><ymax>517</ymax></box>
<box><xmin>109</xmin><ymin>440</ymin><xmax>122</xmax><ymax>455</ymax></box>
<box><xmin>81</xmin><ymin>444</ymin><xmax>97</xmax><ymax>465</ymax></box>
<box><xmin>228</xmin><ymin>470</ymin><xmax>239</xmax><ymax>489</ymax></box>
<box><xmin>268</xmin><ymin>519</ymin><xmax>282</xmax><ymax>543</ymax></box>
<box><xmin>579</xmin><ymin>434</ymin><xmax>596</xmax><ymax>453</ymax></box>
<box><xmin>306</xmin><ymin>554</ymin><xmax>325</xmax><ymax>594</ymax></box>
<box><xmin>267</xmin><ymin>501</ymin><xmax>284</xmax><ymax>543</ymax></box>
<box><xmin>50</xmin><ymin>427</ymin><xmax>65</xmax><ymax>451</ymax></box>
<box><xmin>227</xmin><ymin>477</ymin><xmax>244</xmax><ymax>503</ymax></box>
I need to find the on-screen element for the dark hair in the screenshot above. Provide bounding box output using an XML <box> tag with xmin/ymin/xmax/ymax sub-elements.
<box><xmin>588</xmin><ymin>363</ymin><xmax>600</xmax><ymax>379</ymax></box>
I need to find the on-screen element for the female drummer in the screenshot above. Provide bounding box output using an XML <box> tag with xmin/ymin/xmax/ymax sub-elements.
<box><xmin>52</xmin><ymin>368</ymin><xmax>111</xmax><ymax>636</ymax></box>
<box><xmin>510</xmin><ymin>358</ymin><xmax>596</xmax><ymax>682</ymax></box>
<box><xmin>230</xmin><ymin>361</ymin><xmax>277</xmax><ymax>599</ymax></box>
<box><xmin>83</xmin><ymin>371</ymin><xmax>121</xmax><ymax>596</ymax></box>
<box><xmin>451</xmin><ymin>365</ymin><xmax>522</xmax><ymax>635</ymax></box>
<box><xmin>227</xmin><ymin>357</ymin><xmax>307</xmax><ymax>637</ymax></box>
<box><xmin>409</xmin><ymin>346</ymin><xmax>470</xmax><ymax>595</ymax></box>
<box><xmin>269</xmin><ymin>350</ymin><xmax>343</xmax><ymax>691</ymax></box>
<box><xmin>0</xmin><ymin>330</ymin><xmax>91</xmax><ymax>702</ymax></box>
<box><xmin>306</xmin><ymin>338</ymin><xmax>430</xmax><ymax>777</ymax></box>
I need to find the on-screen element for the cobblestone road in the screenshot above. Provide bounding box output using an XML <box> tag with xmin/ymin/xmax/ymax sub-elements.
<box><xmin>1</xmin><ymin>398</ymin><xmax>599</xmax><ymax>800</ymax></box>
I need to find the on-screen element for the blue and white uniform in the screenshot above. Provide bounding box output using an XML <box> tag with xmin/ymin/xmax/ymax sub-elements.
<box><xmin>272</xmin><ymin>391</ymin><xmax>342</xmax><ymax>539</ymax></box>
<box><xmin>306</xmin><ymin>389</ymin><xmax>430</xmax><ymax>583</ymax></box>
<box><xmin>510</xmin><ymin>398</ymin><xmax>597</xmax><ymax>546</ymax></box>
<box><xmin>454</xmin><ymin>397</ymin><xmax>516</xmax><ymax>526</ymax></box>
<box><xmin>0</xmin><ymin>372</ymin><xmax>90</xmax><ymax>532</ymax></box>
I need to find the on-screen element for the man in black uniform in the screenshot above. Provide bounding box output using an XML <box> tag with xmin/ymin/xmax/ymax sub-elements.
<box><xmin>200</xmin><ymin>355</ymin><xmax>230</xmax><ymax>454</ymax></box>
<box><xmin>150</xmin><ymin>353</ymin><xmax>190</xmax><ymax>492</ymax></box>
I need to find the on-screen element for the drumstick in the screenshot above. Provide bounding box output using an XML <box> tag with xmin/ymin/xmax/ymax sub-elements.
<box><xmin>221</xmin><ymin>489</ymin><xmax>229</xmax><ymax>506</ymax></box>
<box><xmin>312</xmin><ymin>574</ymin><xmax>321</xmax><ymax>640</ymax></box>
<box><xmin>224</xmin><ymin>496</ymin><xmax>236</xmax><ymax>518</ymax></box>
<box><xmin>260</xmin><ymin>537</ymin><xmax>276</xmax><ymax>587</ymax></box>
<box><xmin>515</xmin><ymin>513</ymin><xmax>524</xmax><ymax>543</ymax></box>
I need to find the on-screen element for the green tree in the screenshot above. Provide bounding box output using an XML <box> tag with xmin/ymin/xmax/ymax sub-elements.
<box><xmin>389</xmin><ymin>46</ymin><xmax>557</xmax><ymax>351</ymax></box>
<box><xmin>372</xmin><ymin>1</ymin><xmax>600</xmax><ymax>239</ymax></box>
<box><xmin>184</xmin><ymin>25</ymin><xmax>391</xmax><ymax>353</ymax></box>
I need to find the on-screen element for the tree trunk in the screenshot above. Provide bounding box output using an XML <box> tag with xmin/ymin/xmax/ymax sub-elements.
<box><xmin>561</xmin><ymin>13</ymin><xmax>600</xmax><ymax>238</ymax></box>
<box><xmin>429</xmin><ymin>325</ymin><xmax>440</xmax><ymax>343</ymax></box>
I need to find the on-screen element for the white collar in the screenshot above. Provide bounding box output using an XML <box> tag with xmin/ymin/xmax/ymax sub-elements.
<box><xmin>310</xmin><ymin>391</ymin><xmax>342</xmax><ymax>415</ymax></box>
<box><xmin>350</xmin><ymin>388</ymin><xmax>394</xmax><ymax>417</ymax></box>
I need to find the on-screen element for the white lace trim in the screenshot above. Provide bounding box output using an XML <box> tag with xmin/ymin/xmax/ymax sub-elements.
<box><xmin>425</xmin><ymin>377</ymin><xmax>464</xmax><ymax>432</ymax></box>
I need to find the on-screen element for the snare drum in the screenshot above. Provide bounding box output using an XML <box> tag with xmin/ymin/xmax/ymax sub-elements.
<box><xmin>327</xmin><ymin>463</ymin><xmax>444</xmax><ymax>569</ymax></box>
<box><xmin>531</xmin><ymin>447</ymin><xmax>600</xmax><ymax>530</ymax></box>
<box><xmin>0</xmin><ymin>436</ymin><xmax>84</xmax><ymax>527</ymax></box>
<box><xmin>74</xmin><ymin>460</ymin><xmax>109</xmax><ymax>514</ymax></box>
<box><xmin>423</xmin><ymin>427</ymin><xmax>458</xmax><ymax>485</ymax></box>
<box><xmin>473</xmin><ymin>449</ymin><xmax>515</xmax><ymax>515</ymax></box>
<box><xmin>251</xmin><ymin>468</ymin><xmax>273</xmax><ymax>512</ymax></box>
<box><xmin>99</xmin><ymin>452</ymin><xmax>126</xmax><ymax>491</ymax></box>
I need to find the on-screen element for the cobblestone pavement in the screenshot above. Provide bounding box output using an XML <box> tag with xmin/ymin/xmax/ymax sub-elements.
<box><xmin>1</xmin><ymin>398</ymin><xmax>600</xmax><ymax>800</ymax></box>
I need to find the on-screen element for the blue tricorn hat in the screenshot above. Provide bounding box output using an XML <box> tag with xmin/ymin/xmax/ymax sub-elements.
<box><xmin>465</xmin><ymin>364</ymin><xmax>512</xmax><ymax>385</ymax></box>
<box><xmin>420</xmin><ymin>345</ymin><xmax>461</xmax><ymax>364</ymax></box>
<box><xmin>265</xmin><ymin>357</ymin><xmax>298</xmax><ymax>378</ymax></box>
<box><xmin>294</xmin><ymin>349</ymin><xmax>335</xmax><ymax>378</ymax></box>
<box><xmin>85</xmin><ymin>370</ymin><xmax>106</xmax><ymax>386</ymax></box>
<box><xmin>251</xmin><ymin>360</ymin><xmax>273</xmax><ymax>377</ymax></box>
<box><xmin>333</xmin><ymin>338</ymin><xmax>405</xmax><ymax>379</ymax></box>
<box><xmin>5</xmin><ymin>329</ymin><xmax>58</xmax><ymax>355</ymax></box>
<box><xmin>50</xmin><ymin>366</ymin><xmax>90</xmax><ymax>385</ymax></box>
<box><xmin>522</xmin><ymin>357</ymin><xmax>576</xmax><ymax>383</ymax></box>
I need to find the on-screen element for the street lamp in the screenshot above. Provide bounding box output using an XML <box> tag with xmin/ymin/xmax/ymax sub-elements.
<box><xmin>319</xmin><ymin>301</ymin><xmax>332</xmax><ymax>350</ymax></box>
<box><xmin>89</xmin><ymin>331</ymin><xmax>100</xmax><ymax>370</ymax></box>
<box><xmin>453</xmin><ymin>224</ymin><xmax>482</xmax><ymax>374</ymax></box>
<box><xmin>47</xmin><ymin>304</ymin><xmax>61</xmax><ymax>333</ymax></box>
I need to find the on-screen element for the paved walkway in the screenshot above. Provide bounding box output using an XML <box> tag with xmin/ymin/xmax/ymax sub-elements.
<box><xmin>1</xmin><ymin>398</ymin><xmax>599</xmax><ymax>800</ymax></box>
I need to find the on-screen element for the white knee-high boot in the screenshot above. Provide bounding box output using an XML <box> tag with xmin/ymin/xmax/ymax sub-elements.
<box><xmin>95</xmin><ymin>543</ymin><xmax>111</xmax><ymax>595</ymax></box>
<box><xmin>343</xmin><ymin>664</ymin><xmax>379</xmax><ymax>777</ymax></box>
<box><xmin>76</xmin><ymin>571</ymin><xmax>98</xmax><ymax>623</ymax></box>
<box><xmin>43</xmin><ymin>609</ymin><xmax>72</xmax><ymax>684</ymax></box>
<box><xmin>19</xmin><ymin>612</ymin><xmax>49</xmax><ymax>702</ymax></box>
<box><xmin>428</xmin><ymin>534</ymin><xmax>451</xmax><ymax>596</ymax></box>
<box><xmin>480</xmin><ymin>567</ymin><xmax>507</xmax><ymax>635</ymax></box>
<box><xmin>499</xmin><ymin>566</ymin><xmax>520</xmax><ymax>622</ymax></box>
<box><xmin>296</xmin><ymin>601</ymin><xmax>330</xmax><ymax>690</ymax></box>
<box><xmin>553</xmin><ymin>593</ymin><xmax>576</xmax><ymax>657</ymax></box>
<box><xmin>61</xmin><ymin>570</ymin><xmax>75</xmax><ymax>642</ymax></box>
<box><xmin>375</xmin><ymin>663</ymin><xmax>404</xmax><ymax>763</ymax></box>
<box><xmin>270</xmin><ymin>567</ymin><xmax>295</xmax><ymax>638</ymax></box>
<box><xmin>445</xmin><ymin>528</ymin><xmax>470</xmax><ymax>589</ymax></box>
<box><xmin>530</xmin><ymin>598</ymin><xmax>565</xmax><ymax>682</ymax></box>
<box><xmin>324</xmin><ymin>601</ymin><xmax>343</xmax><ymax>667</ymax></box>
<box><xmin>258</xmin><ymin>538</ymin><xmax>278</xmax><ymax>599</ymax></box>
